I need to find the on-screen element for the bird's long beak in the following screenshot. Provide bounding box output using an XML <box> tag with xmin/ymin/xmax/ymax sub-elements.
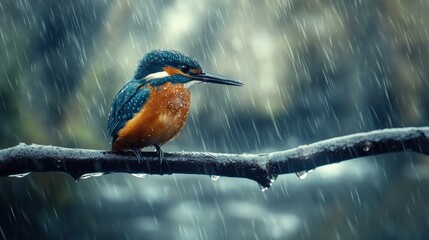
<box><xmin>190</xmin><ymin>72</ymin><xmax>244</xmax><ymax>86</ymax></box>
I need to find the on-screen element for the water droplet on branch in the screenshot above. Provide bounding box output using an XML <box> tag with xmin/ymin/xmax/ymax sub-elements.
<box><xmin>131</xmin><ymin>173</ymin><xmax>148</xmax><ymax>178</ymax></box>
<box><xmin>55</xmin><ymin>159</ymin><xmax>62</xmax><ymax>168</ymax></box>
<box><xmin>8</xmin><ymin>172</ymin><xmax>31</xmax><ymax>178</ymax></box>
<box><xmin>296</xmin><ymin>171</ymin><xmax>308</xmax><ymax>179</ymax></box>
<box><xmin>363</xmin><ymin>141</ymin><xmax>372</xmax><ymax>152</ymax></box>
<box><xmin>259</xmin><ymin>184</ymin><xmax>269</xmax><ymax>192</ymax></box>
<box><xmin>80</xmin><ymin>172</ymin><xmax>104</xmax><ymax>180</ymax></box>
<box><xmin>210</xmin><ymin>175</ymin><xmax>220</xmax><ymax>181</ymax></box>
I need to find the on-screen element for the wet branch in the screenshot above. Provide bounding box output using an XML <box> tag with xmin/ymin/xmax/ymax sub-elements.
<box><xmin>0</xmin><ymin>127</ymin><xmax>428</xmax><ymax>188</ymax></box>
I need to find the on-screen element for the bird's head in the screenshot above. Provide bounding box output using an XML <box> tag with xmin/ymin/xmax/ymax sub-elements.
<box><xmin>133</xmin><ymin>49</ymin><xmax>243</xmax><ymax>87</ymax></box>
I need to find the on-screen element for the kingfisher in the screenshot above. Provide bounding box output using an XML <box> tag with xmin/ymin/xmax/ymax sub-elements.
<box><xmin>107</xmin><ymin>49</ymin><xmax>243</xmax><ymax>160</ymax></box>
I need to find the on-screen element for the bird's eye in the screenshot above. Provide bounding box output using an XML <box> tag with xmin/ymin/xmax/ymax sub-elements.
<box><xmin>180</xmin><ymin>65</ymin><xmax>190</xmax><ymax>73</ymax></box>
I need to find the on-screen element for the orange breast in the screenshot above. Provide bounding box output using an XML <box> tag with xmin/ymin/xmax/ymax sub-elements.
<box><xmin>112</xmin><ymin>82</ymin><xmax>191</xmax><ymax>151</ymax></box>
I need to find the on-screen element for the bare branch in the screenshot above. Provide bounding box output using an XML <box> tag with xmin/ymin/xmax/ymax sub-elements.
<box><xmin>0</xmin><ymin>127</ymin><xmax>428</xmax><ymax>188</ymax></box>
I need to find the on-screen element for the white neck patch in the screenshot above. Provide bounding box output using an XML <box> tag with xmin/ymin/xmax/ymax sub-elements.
<box><xmin>184</xmin><ymin>80</ymin><xmax>198</xmax><ymax>88</ymax></box>
<box><xmin>143</xmin><ymin>71</ymin><xmax>170</xmax><ymax>80</ymax></box>
<box><xmin>143</xmin><ymin>70</ymin><xmax>199</xmax><ymax>88</ymax></box>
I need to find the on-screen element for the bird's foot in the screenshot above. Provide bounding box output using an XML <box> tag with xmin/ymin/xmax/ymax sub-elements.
<box><xmin>153</xmin><ymin>144</ymin><xmax>163</xmax><ymax>164</ymax></box>
<box><xmin>131</xmin><ymin>148</ymin><xmax>143</xmax><ymax>162</ymax></box>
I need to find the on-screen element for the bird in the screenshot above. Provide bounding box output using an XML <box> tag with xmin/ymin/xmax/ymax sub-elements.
<box><xmin>107</xmin><ymin>49</ymin><xmax>243</xmax><ymax>161</ymax></box>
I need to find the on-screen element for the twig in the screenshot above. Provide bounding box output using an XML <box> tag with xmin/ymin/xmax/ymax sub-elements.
<box><xmin>0</xmin><ymin>127</ymin><xmax>428</xmax><ymax>188</ymax></box>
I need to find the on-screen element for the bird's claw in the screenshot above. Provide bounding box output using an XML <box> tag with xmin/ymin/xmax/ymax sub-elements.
<box><xmin>153</xmin><ymin>144</ymin><xmax>163</xmax><ymax>164</ymax></box>
<box><xmin>132</xmin><ymin>148</ymin><xmax>143</xmax><ymax>162</ymax></box>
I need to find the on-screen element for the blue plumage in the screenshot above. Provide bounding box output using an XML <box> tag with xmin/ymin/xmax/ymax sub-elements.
<box><xmin>107</xmin><ymin>78</ymin><xmax>150</xmax><ymax>143</ymax></box>
<box><xmin>134</xmin><ymin>50</ymin><xmax>200</xmax><ymax>79</ymax></box>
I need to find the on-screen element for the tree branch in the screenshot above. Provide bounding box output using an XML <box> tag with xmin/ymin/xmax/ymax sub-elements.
<box><xmin>0</xmin><ymin>127</ymin><xmax>428</xmax><ymax>188</ymax></box>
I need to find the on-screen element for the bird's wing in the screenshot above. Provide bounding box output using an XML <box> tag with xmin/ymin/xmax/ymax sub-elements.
<box><xmin>107</xmin><ymin>80</ymin><xmax>151</xmax><ymax>141</ymax></box>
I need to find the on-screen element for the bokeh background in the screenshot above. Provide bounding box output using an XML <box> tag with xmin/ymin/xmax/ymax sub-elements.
<box><xmin>1</xmin><ymin>0</ymin><xmax>429</xmax><ymax>239</ymax></box>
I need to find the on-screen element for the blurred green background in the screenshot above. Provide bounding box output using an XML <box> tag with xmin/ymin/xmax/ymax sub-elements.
<box><xmin>1</xmin><ymin>0</ymin><xmax>429</xmax><ymax>239</ymax></box>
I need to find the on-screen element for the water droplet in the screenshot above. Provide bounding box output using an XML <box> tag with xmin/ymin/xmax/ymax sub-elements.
<box><xmin>268</xmin><ymin>175</ymin><xmax>277</xmax><ymax>184</ymax></box>
<box><xmin>363</xmin><ymin>141</ymin><xmax>372</xmax><ymax>152</ymax></box>
<box><xmin>259</xmin><ymin>184</ymin><xmax>269</xmax><ymax>192</ymax></box>
<box><xmin>80</xmin><ymin>172</ymin><xmax>104</xmax><ymax>180</ymax></box>
<box><xmin>296</xmin><ymin>171</ymin><xmax>308</xmax><ymax>180</ymax></box>
<box><xmin>131</xmin><ymin>173</ymin><xmax>148</xmax><ymax>178</ymax></box>
<box><xmin>8</xmin><ymin>172</ymin><xmax>31</xmax><ymax>178</ymax></box>
<box><xmin>210</xmin><ymin>175</ymin><xmax>220</xmax><ymax>181</ymax></box>
<box><xmin>55</xmin><ymin>159</ymin><xmax>62</xmax><ymax>168</ymax></box>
